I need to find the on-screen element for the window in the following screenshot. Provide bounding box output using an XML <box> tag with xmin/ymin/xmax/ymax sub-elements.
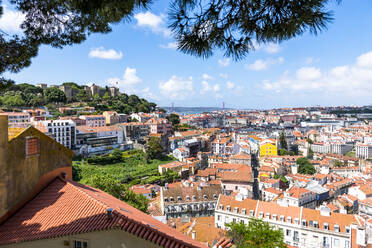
<box><xmin>334</xmin><ymin>238</ymin><xmax>340</xmax><ymax>247</ymax></box>
<box><xmin>345</xmin><ymin>226</ymin><xmax>350</xmax><ymax>233</ymax></box>
<box><xmin>26</xmin><ymin>137</ymin><xmax>39</xmax><ymax>156</ymax></box>
<box><xmin>324</xmin><ymin>223</ymin><xmax>329</xmax><ymax>230</ymax></box>
<box><xmin>217</xmin><ymin>215</ymin><xmax>221</xmax><ymax>221</ymax></box>
<box><xmin>286</xmin><ymin>229</ymin><xmax>291</xmax><ymax>236</ymax></box>
<box><xmin>73</xmin><ymin>240</ymin><xmax>88</xmax><ymax>248</ymax></box>
<box><xmin>345</xmin><ymin>240</ymin><xmax>350</xmax><ymax>248</ymax></box>
<box><xmin>334</xmin><ymin>224</ymin><xmax>340</xmax><ymax>232</ymax></box>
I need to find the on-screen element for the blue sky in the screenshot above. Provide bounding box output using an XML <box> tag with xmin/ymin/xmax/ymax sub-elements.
<box><xmin>1</xmin><ymin>0</ymin><xmax>372</xmax><ymax>109</ymax></box>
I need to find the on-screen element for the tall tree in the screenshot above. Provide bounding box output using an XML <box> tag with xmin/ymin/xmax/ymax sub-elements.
<box><xmin>279</xmin><ymin>132</ymin><xmax>288</xmax><ymax>150</ymax></box>
<box><xmin>167</xmin><ymin>113</ymin><xmax>180</xmax><ymax>126</ymax></box>
<box><xmin>296</xmin><ymin>157</ymin><xmax>316</xmax><ymax>175</ymax></box>
<box><xmin>146</xmin><ymin>137</ymin><xmax>163</xmax><ymax>160</ymax></box>
<box><xmin>226</xmin><ymin>219</ymin><xmax>286</xmax><ymax>248</ymax></box>
<box><xmin>43</xmin><ymin>87</ymin><xmax>67</xmax><ymax>103</ymax></box>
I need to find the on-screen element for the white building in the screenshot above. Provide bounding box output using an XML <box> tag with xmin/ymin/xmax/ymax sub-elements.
<box><xmin>277</xmin><ymin>186</ymin><xmax>317</xmax><ymax>209</ymax></box>
<box><xmin>215</xmin><ymin>194</ymin><xmax>367</xmax><ymax>248</ymax></box>
<box><xmin>356</xmin><ymin>143</ymin><xmax>372</xmax><ymax>159</ymax></box>
<box><xmin>173</xmin><ymin>147</ymin><xmax>190</xmax><ymax>162</ymax></box>
<box><xmin>331</xmin><ymin>143</ymin><xmax>354</xmax><ymax>155</ymax></box>
<box><xmin>36</xmin><ymin>120</ymin><xmax>76</xmax><ymax>149</ymax></box>
<box><xmin>311</xmin><ymin>142</ymin><xmax>331</xmax><ymax>154</ymax></box>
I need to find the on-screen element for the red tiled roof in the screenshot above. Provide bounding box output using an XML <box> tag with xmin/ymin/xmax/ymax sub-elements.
<box><xmin>0</xmin><ymin>177</ymin><xmax>205</xmax><ymax>247</ymax></box>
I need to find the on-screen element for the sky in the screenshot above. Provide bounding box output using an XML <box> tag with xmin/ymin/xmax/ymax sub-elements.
<box><xmin>1</xmin><ymin>1</ymin><xmax>372</xmax><ymax>109</ymax></box>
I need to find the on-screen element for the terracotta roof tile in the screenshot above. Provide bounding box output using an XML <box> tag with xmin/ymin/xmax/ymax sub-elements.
<box><xmin>0</xmin><ymin>177</ymin><xmax>205</xmax><ymax>247</ymax></box>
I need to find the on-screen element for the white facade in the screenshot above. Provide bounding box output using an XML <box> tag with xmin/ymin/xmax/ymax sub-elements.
<box><xmin>356</xmin><ymin>144</ymin><xmax>372</xmax><ymax>159</ymax></box>
<box><xmin>42</xmin><ymin>120</ymin><xmax>76</xmax><ymax>149</ymax></box>
<box><xmin>215</xmin><ymin>195</ymin><xmax>366</xmax><ymax>248</ymax></box>
<box><xmin>311</xmin><ymin>143</ymin><xmax>331</xmax><ymax>154</ymax></box>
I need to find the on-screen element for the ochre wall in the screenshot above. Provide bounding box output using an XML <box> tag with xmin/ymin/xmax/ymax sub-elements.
<box><xmin>0</xmin><ymin>121</ymin><xmax>73</xmax><ymax>222</ymax></box>
<box><xmin>1</xmin><ymin>229</ymin><xmax>162</xmax><ymax>248</ymax></box>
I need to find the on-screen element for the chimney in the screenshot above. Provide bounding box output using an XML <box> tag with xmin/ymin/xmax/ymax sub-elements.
<box><xmin>106</xmin><ymin>208</ymin><xmax>113</xmax><ymax>219</ymax></box>
<box><xmin>191</xmin><ymin>231</ymin><xmax>196</xmax><ymax>240</ymax></box>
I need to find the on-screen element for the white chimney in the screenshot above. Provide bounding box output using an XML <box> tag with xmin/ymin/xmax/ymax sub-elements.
<box><xmin>191</xmin><ymin>231</ymin><xmax>196</xmax><ymax>240</ymax></box>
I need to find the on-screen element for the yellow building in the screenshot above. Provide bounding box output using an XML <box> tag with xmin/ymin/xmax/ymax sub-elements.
<box><xmin>259</xmin><ymin>139</ymin><xmax>278</xmax><ymax>157</ymax></box>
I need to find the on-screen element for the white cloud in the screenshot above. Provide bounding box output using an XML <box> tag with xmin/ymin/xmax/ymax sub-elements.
<box><xmin>213</xmin><ymin>84</ymin><xmax>220</xmax><ymax>92</ymax></box>
<box><xmin>134</xmin><ymin>11</ymin><xmax>170</xmax><ymax>37</ymax></box>
<box><xmin>159</xmin><ymin>76</ymin><xmax>193</xmax><ymax>99</ymax></box>
<box><xmin>296</xmin><ymin>67</ymin><xmax>322</xmax><ymax>81</ymax></box>
<box><xmin>0</xmin><ymin>5</ymin><xmax>25</xmax><ymax>33</ymax></box>
<box><xmin>264</xmin><ymin>43</ymin><xmax>281</xmax><ymax>54</ymax></box>
<box><xmin>89</xmin><ymin>47</ymin><xmax>123</xmax><ymax>60</ymax></box>
<box><xmin>247</xmin><ymin>59</ymin><xmax>268</xmax><ymax>71</ymax></box>
<box><xmin>202</xmin><ymin>73</ymin><xmax>214</xmax><ymax>80</ymax></box>
<box><xmin>108</xmin><ymin>67</ymin><xmax>142</xmax><ymax>93</ymax></box>
<box><xmin>218</xmin><ymin>58</ymin><xmax>230</xmax><ymax>67</ymax></box>
<box><xmin>261</xmin><ymin>50</ymin><xmax>372</xmax><ymax>97</ymax></box>
<box><xmin>219</xmin><ymin>73</ymin><xmax>228</xmax><ymax>79</ymax></box>
<box><xmin>246</xmin><ymin>57</ymin><xmax>284</xmax><ymax>71</ymax></box>
<box><xmin>160</xmin><ymin>42</ymin><xmax>178</xmax><ymax>49</ymax></box>
<box><xmin>253</xmin><ymin>41</ymin><xmax>281</xmax><ymax>54</ymax></box>
<box><xmin>226</xmin><ymin>81</ymin><xmax>235</xmax><ymax>90</ymax></box>
<box><xmin>200</xmin><ymin>81</ymin><xmax>212</xmax><ymax>94</ymax></box>
<box><xmin>356</xmin><ymin>51</ymin><xmax>372</xmax><ymax>67</ymax></box>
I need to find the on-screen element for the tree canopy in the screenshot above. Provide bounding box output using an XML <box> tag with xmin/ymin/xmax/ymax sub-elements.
<box><xmin>146</xmin><ymin>136</ymin><xmax>164</xmax><ymax>160</ymax></box>
<box><xmin>297</xmin><ymin>157</ymin><xmax>316</xmax><ymax>175</ymax></box>
<box><xmin>89</xmin><ymin>174</ymin><xmax>149</xmax><ymax>213</ymax></box>
<box><xmin>1</xmin><ymin>0</ymin><xmax>341</xmax><ymax>89</ymax></box>
<box><xmin>226</xmin><ymin>218</ymin><xmax>286</xmax><ymax>248</ymax></box>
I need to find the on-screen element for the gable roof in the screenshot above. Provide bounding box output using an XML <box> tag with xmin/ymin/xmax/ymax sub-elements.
<box><xmin>0</xmin><ymin>177</ymin><xmax>205</xmax><ymax>247</ymax></box>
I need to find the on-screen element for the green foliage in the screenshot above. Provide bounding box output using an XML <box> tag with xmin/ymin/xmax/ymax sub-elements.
<box><xmin>226</xmin><ymin>219</ymin><xmax>286</xmax><ymax>248</ymax></box>
<box><xmin>1</xmin><ymin>0</ymin><xmax>339</xmax><ymax>89</ymax></box>
<box><xmin>72</xmin><ymin>163</ymin><xmax>82</xmax><ymax>181</ymax></box>
<box><xmin>146</xmin><ymin>137</ymin><xmax>163</xmax><ymax>160</ymax></box>
<box><xmin>75</xmin><ymin>150</ymin><xmax>177</xmax><ymax>188</ymax></box>
<box><xmin>0</xmin><ymin>92</ymin><xmax>25</xmax><ymax>107</ymax></box>
<box><xmin>307</xmin><ymin>148</ymin><xmax>314</xmax><ymax>159</ymax></box>
<box><xmin>306</xmin><ymin>137</ymin><xmax>314</xmax><ymax>144</ymax></box>
<box><xmin>297</xmin><ymin>157</ymin><xmax>316</xmax><ymax>175</ymax></box>
<box><xmin>89</xmin><ymin>174</ymin><xmax>149</xmax><ymax>213</ymax></box>
<box><xmin>278</xmin><ymin>149</ymin><xmax>294</xmax><ymax>156</ymax></box>
<box><xmin>333</xmin><ymin>160</ymin><xmax>344</xmax><ymax>167</ymax></box>
<box><xmin>279</xmin><ymin>132</ymin><xmax>287</xmax><ymax>150</ymax></box>
<box><xmin>76</xmin><ymin>89</ymin><xmax>89</xmax><ymax>102</ymax></box>
<box><xmin>87</xmin><ymin>149</ymin><xmax>124</xmax><ymax>165</ymax></box>
<box><xmin>167</xmin><ymin>113</ymin><xmax>180</xmax><ymax>126</ymax></box>
<box><xmin>44</xmin><ymin>87</ymin><xmax>67</xmax><ymax>103</ymax></box>
<box><xmin>273</xmin><ymin>174</ymin><xmax>288</xmax><ymax>183</ymax></box>
<box><xmin>169</xmin><ymin>0</ymin><xmax>334</xmax><ymax>60</ymax></box>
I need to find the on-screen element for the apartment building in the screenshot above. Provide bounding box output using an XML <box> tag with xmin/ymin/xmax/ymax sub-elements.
<box><xmin>36</xmin><ymin>120</ymin><xmax>76</xmax><ymax>149</ymax></box>
<box><xmin>160</xmin><ymin>181</ymin><xmax>221</xmax><ymax>219</ymax></box>
<box><xmin>0</xmin><ymin>112</ymin><xmax>30</xmax><ymax>127</ymax></box>
<box><xmin>79</xmin><ymin>115</ymin><xmax>106</xmax><ymax>127</ymax></box>
<box><xmin>76</xmin><ymin>125</ymin><xmax>124</xmax><ymax>154</ymax></box>
<box><xmin>146</xmin><ymin>118</ymin><xmax>173</xmax><ymax>135</ymax></box>
<box><xmin>356</xmin><ymin>143</ymin><xmax>372</xmax><ymax>159</ymax></box>
<box><xmin>311</xmin><ymin>142</ymin><xmax>331</xmax><ymax>154</ymax></box>
<box><xmin>215</xmin><ymin>194</ymin><xmax>367</xmax><ymax>248</ymax></box>
<box><xmin>331</xmin><ymin>143</ymin><xmax>354</xmax><ymax>155</ymax></box>
<box><xmin>277</xmin><ymin>187</ymin><xmax>317</xmax><ymax>209</ymax></box>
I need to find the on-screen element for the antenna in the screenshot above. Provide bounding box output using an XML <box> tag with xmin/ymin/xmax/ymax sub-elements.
<box><xmin>222</xmin><ymin>102</ymin><xmax>225</xmax><ymax>111</ymax></box>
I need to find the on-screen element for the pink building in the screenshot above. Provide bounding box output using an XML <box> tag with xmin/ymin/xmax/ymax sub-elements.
<box><xmin>79</xmin><ymin>115</ymin><xmax>106</xmax><ymax>127</ymax></box>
